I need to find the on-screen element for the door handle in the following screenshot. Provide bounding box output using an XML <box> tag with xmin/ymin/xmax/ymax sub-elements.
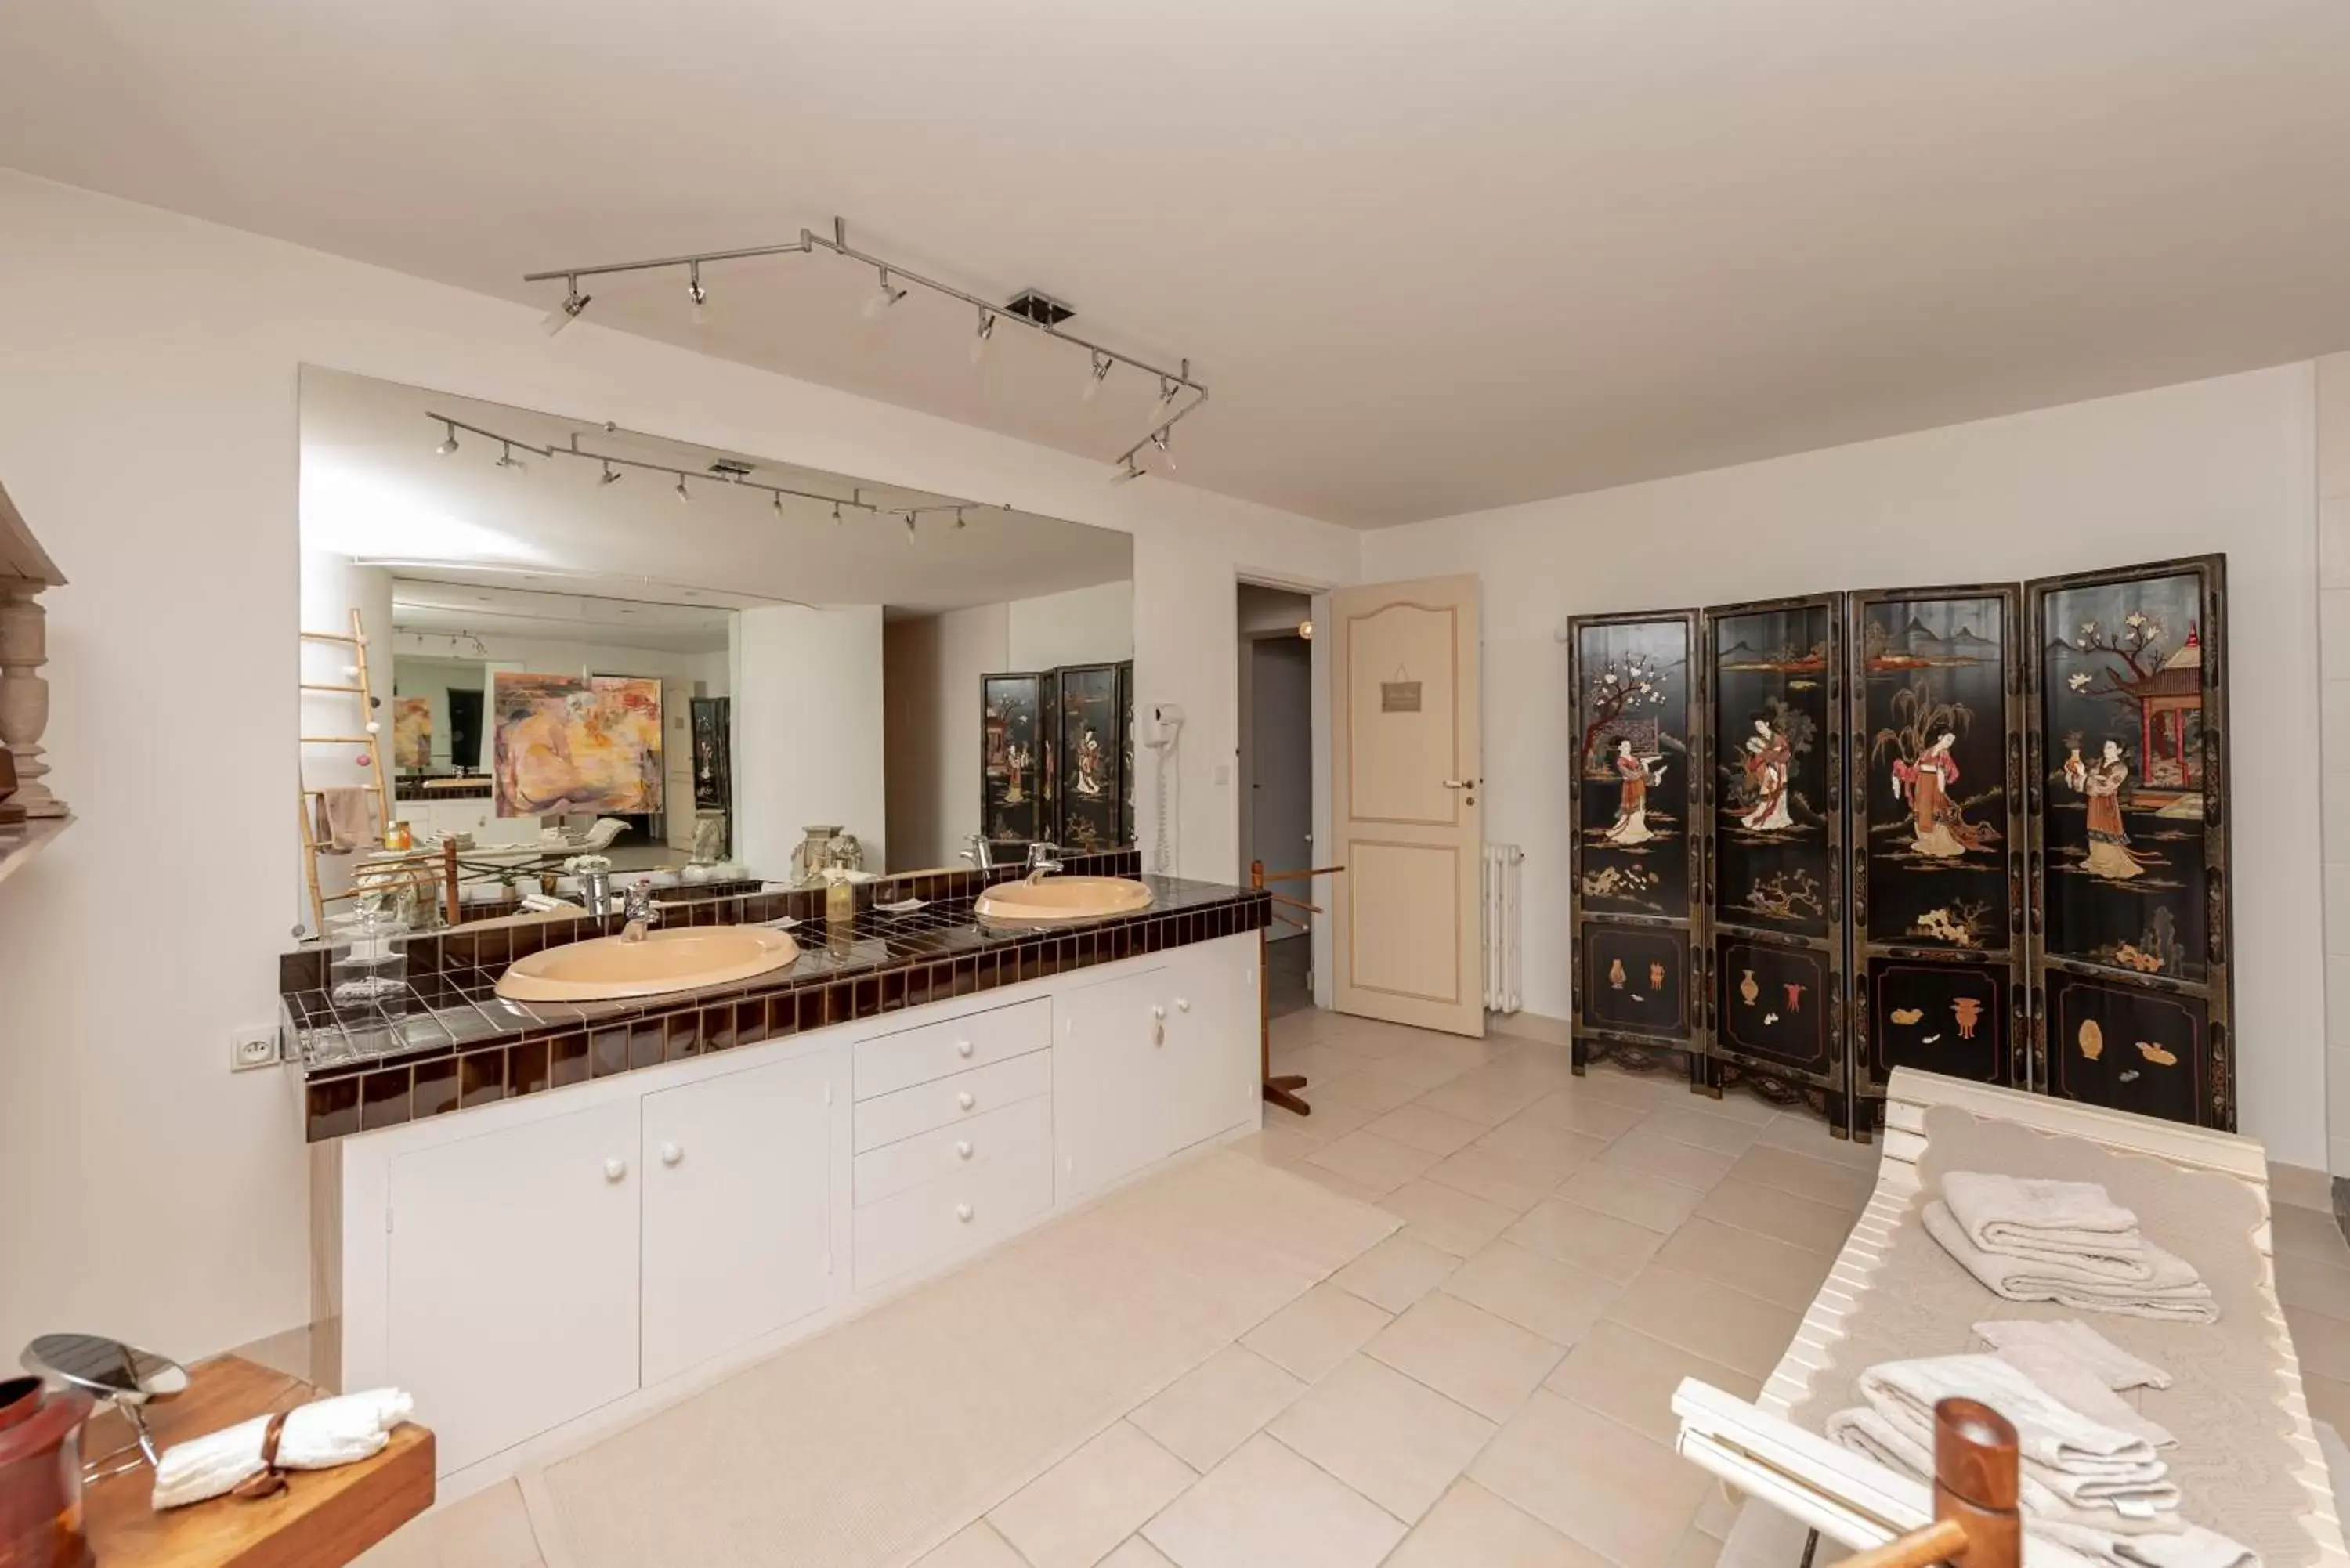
<box><xmin>1441</xmin><ymin>779</ymin><xmax>1475</xmax><ymax>789</ymax></box>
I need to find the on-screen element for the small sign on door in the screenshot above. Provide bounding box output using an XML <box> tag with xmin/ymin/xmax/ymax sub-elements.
<box><xmin>1380</xmin><ymin>680</ymin><xmax>1423</xmax><ymax>713</ymax></box>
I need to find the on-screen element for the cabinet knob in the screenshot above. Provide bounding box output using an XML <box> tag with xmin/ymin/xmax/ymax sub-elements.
<box><xmin>956</xmin><ymin>1140</ymin><xmax>974</xmax><ymax>1160</ymax></box>
<box><xmin>956</xmin><ymin>1039</ymin><xmax>974</xmax><ymax>1058</ymax></box>
<box><xmin>1175</xmin><ymin>997</ymin><xmax>1191</xmax><ymax>1013</ymax></box>
<box><xmin>955</xmin><ymin>1202</ymin><xmax>974</xmax><ymax>1223</ymax></box>
<box><xmin>660</xmin><ymin>1142</ymin><xmax>683</xmax><ymax>1167</ymax></box>
<box><xmin>602</xmin><ymin>1157</ymin><xmax>627</xmax><ymax>1183</ymax></box>
<box><xmin>956</xmin><ymin>1090</ymin><xmax>976</xmax><ymax>1111</ymax></box>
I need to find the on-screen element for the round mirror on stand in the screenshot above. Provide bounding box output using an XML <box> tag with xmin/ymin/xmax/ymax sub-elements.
<box><xmin>21</xmin><ymin>1334</ymin><xmax>189</xmax><ymax>1469</ymax></box>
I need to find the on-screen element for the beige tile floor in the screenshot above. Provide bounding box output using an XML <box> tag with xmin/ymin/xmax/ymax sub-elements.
<box><xmin>359</xmin><ymin>1003</ymin><xmax>2350</xmax><ymax>1568</ymax></box>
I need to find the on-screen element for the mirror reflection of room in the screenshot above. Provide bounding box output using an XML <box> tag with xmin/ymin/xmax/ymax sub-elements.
<box><xmin>296</xmin><ymin>366</ymin><xmax>1132</xmax><ymax>938</ymax></box>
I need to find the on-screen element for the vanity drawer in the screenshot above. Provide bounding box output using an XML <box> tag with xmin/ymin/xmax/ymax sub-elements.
<box><xmin>855</xmin><ymin>999</ymin><xmax>1051</xmax><ymax>1101</ymax></box>
<box><xmin>852</xmin><ymin>1049</ymin><xmax>1052</xmax><ymax>1154</ymax></box>
<box><xmin>854</xmin><ymin>1094</ymin><xmax>1053</xmax><ymax>1208</ymax></box>
<box><xmin>853</xmin><ymin>1137</ymin><xmax>1055</xmax><ymax>1292</ymax></box>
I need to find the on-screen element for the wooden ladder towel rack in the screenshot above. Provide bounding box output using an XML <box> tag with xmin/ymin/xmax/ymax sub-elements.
<box><xmin>297</xmin><ymin>609</ymin><xmax>444</xmax><ymax>935</ymax></box>
<box><xmin>1251</xmin><ymin>859</ymin><xmax>1345</xmax><ymax>1117</ymax></box>
<box><xmin>1829</xmin><ymin>1398</ymin><xmax>2020</xmax><ymax>1568</ymax></box>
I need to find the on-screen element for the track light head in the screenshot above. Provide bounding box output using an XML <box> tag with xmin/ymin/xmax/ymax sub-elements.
<box><xmin>496</xmin><ymin>441</ymin><xmax>526</xmax><ymax>473</ymax></box>
<box><xmin>543</xmin><ymin>277</ymin><xmax>591</xmax><ymax>336</ymax></box>
<box><xmin>598</xmin><ymin>461</ymin><xmax>622</xmax><ymax>486</ymax></box>
<box><xmin>1158</xmin><ymin>376</ymin><xmax>1180</xmax><ymax>407</ymax></box>
<box><xmin>832</xmin><ymin>501</ymin><xmax>844</xmax><ymax>524</ymax></box>
<box><xmin>1150</xmin><ymin>428</ymin><xmax>1176</xmax><ymax>472</ymax></box>
<box><xmin>862</xmin><ymin>268</ymin><xmax>908</xmax><ymax>320</ymax></box>
<box><xmin>903</xmin><ymin>515</ymin><xmax>917</xmax><ymax>544</ymax></box>
<box><xmin>674</xmin><ymin>475</ymin><xmax>692</xmax><ymax>504</ymax></box>
<box><xmin>1111</xmin><ymin>454</ymin><xmax>1144</xmax><ymax>486</ymax></box>
<box><xmin>1083</xmin><ymin>351</ymin><xmax>1112</xmax><ymax>403</ymax></box>
<box><xmin>435</xmin><ymin>422</ymin><xmax>460</xmax><ymax>457</ymax></box>
<box><xmin>970</xmin><ymin>309</ymin><xmax>996</xmax><ymax>366</ymax></box>
<box><xmin>772</xmin><ymin>490</ymin><xmax>785</xmax><ymax>518</ymax></box>
<box><xmin>688</xmin><ymin>261</ymin><xmax>709</xmax><ymax>326</ymax></box>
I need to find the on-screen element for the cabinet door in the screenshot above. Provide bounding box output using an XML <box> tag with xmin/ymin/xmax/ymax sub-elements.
<box><xmin>642</xmin><ymin>1052</ymin><xmax>836</xmax><ymax>1387</ymax></box>
<box><xmin>1164</xmin><ymin>942</ymin><xmax>1262</xmax><ymax>1152</ymax></box>
<box><xmin>387</xmin><ymin>1100</ymin><xmax>641</xmax><ymax>1474</ymax></box>
<box><xmin>1054</xmin><ymin>966</ymin><xmax>1170</xmax><ymax>1200</ymax></box>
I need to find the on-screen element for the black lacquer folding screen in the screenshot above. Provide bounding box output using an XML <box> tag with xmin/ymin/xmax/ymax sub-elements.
<box><xmin>1567</xmin><ymin>554</ymin><xmax>2232</xmax><ymax>1136</ymax></box>
<box><xmin>982</xmin><ymin>670</ymin><xmax>1056</xmax><ymax>851</ymax></box>
<box><xmin>982</xmin><ymin>662</ymin><xmax>1137</xmax><ymax>854</ymax></box>
<box><xmin>1567</xmin><ymin>610</ymin><xmax>1703</xmax><ymax>1075</ymax></box>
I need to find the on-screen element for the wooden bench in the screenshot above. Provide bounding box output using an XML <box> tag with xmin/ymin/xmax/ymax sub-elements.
<box><xmin>1670</xmin><ymin>1067</ymin><xmax>2350</xmax><ymax>1567</ymax></box>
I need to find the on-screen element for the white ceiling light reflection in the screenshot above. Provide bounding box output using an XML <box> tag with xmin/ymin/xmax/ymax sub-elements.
<box><xmin>300</xmin><ymin>456</ymin><xmax>547</xmax><ymax>565</ymax></box>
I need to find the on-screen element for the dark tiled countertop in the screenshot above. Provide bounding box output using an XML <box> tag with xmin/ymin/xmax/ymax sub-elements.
<box><xmin>284</xmin><ymin>853</ymin><xmax>1269</xmax><ymax>1143</ymax></box>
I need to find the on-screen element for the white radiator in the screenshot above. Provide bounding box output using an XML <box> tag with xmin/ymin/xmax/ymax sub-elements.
<box><xmin>1481</xmin><ymin>843</ymin><xmax>1525</xmax><ymax>1014</ymax></box>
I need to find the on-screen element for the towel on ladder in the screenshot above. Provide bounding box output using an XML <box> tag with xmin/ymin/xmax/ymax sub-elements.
<box><xmin>1943</xmin><ymin>1170</ymin><xmax>2149</xmax><ymax>1281</ymax></box>
<box><xmin>1925</xmin><ymin>1201</ymin><xmax>2218</xmax><ymax>1324</ymax></box>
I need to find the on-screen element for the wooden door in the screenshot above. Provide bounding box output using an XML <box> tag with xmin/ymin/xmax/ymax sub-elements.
<box><xmin>1331</xmin><ymin>576</ymin><xmax>1484</xmax><ymax>1035</ymax></box>
<box><xmin>641</xmin><ymin>1052</ymin><xmax>837</xmax><ymax>1387</ymax></box>
<box><xmin>2025</xmin><ymin>555</ymin><xmax>2232</xmax><ymax>1129</ymax></box>
<box><xmin>1054</xmin><ymin>965</ymin><xmax>1170</xmax><ymax>1198</ymax></box>
<box><xmin>387</xmin><ymin>1101</ymin><xmax>641</xmax><ymax>1473</ymax></box>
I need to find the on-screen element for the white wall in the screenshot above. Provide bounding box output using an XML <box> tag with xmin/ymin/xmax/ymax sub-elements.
<box><xmin>0</xmin><ymin>169</ymin><xmax>1360</xmax><ymax>1361</ymax></box>
<box><xmin>734</xmin><ymin>605</ymin><xmax>887</xmax><ymax>877</ymax></box>
<box><xmin>883</xmin><ymin>603</ymin><xmax>1009</xmax><ymax>871</ymax></box>
<box><xmin>2317</xmin><ymin>353</ymin><xmax>2350</xmax><ymax>1176</ymax></box>
<box><xmin>1006</xmin><ymin>580</ymin><xmax>1133</xmax><ymax>670</ymax></box>
<box><xmin>1362</xmin><ymin>364</ymin><xmax>2324</xmax><ymax>1166</ymax></box>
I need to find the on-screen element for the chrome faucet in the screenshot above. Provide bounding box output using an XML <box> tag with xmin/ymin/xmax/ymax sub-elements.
<box><xmin>959</xmin><ymin>833</ymin><xmax>996</xmax><ymax>873</ymax></box>
<box><xmin>1024</xmin><ymin>842</ymin><xmax>1064</xmax><ymax>885</ymax></box>
<box><xmin>620</xmin><ymin>879</ymin><xmax>660</xmax><ymax>942</ymax></box>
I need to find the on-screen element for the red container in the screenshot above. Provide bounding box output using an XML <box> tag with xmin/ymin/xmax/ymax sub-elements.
<box><xmin>0</xmin><ymin>1375</ymin><xmax>94</xmax><ymax>1568</ymax></box>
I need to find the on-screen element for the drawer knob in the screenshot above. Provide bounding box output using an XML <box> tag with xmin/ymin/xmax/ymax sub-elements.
<box><xmin>660</xmin><ymin>1142</ymin><xmax>683</xmax><ymax>1167</ymax></box>
<box><xmin>956</xmin><ymin>1090</ymin><xmax>976</xmax><ymax>1111</ymax></box>
<box><xmin>1175</xmin><ymin>997</ymin><xmax>1191</xmax><ymax>1013</ymax></box>
<box><xmin>956</xmin><ymin>1039</ymin><xmax>974</xmax><ymax>1058</ymax></box>
<box><xmin>602</xmin><ymin>1157</ymin><xmax>627</xmax><ymax>1183</ymax></box>
<box><xmin>956</xmin><ymin>1202</ymin><xmax>974</xmax><ymax>1223</ymax></box>
<box><xmin>956</xmin><ymin>1140</ymin><xmax>974</xmax><ymax>1160</ymax></box>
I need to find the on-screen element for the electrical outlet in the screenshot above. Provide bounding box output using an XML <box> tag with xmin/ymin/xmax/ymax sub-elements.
<box><xmin>230</xmin><ymin>1030</ymin><xmax>280</xmax><ymax>1072</ymax></box>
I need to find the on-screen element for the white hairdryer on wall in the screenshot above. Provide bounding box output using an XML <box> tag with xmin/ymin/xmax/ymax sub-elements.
<box><xmin>1143</xmin><ymin>703</ymin><xmax>1184</xmax><ymax>873</ymax></box>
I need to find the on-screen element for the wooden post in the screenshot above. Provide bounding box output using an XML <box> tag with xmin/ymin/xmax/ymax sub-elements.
<box><xmin>1830</xmin><ymin>1398</ymin><xmax>2020</xmax><ymax>1568</ymax></box>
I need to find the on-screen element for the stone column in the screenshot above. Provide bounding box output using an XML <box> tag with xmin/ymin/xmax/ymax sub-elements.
<box><xmin>0</xmin><ymin>581</ymin><xmax>63</xmax><ymax>817</ymax></box>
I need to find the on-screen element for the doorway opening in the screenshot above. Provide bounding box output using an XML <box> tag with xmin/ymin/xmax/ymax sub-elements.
<box><xmin>1236</xmin><ymin>581</ymin><xmax>1320</xmax><ymax>1019</ymax></box>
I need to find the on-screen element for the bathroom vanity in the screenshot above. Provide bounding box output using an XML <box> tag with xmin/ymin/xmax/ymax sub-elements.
<box><xmin>291</xmin><ymin>868</ymin><xmax>1268</xmax><ymax>1486</ymax></box>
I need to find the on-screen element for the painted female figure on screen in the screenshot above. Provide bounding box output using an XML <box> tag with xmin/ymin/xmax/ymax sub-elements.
<box><xmin>1891</xmin><ymin>732</ymin><xmax>1988</xmax><ymax>858</ymax></box>
<box><xmin>2064</xmin><ymin>739</ymin><xmax>2145</xmax><ymax>880</ymax></box>
<box><xmin>1738</xmin><ymin>719</ymin><xmax>1794</xmax><ymax>832</ymax></box>
<box><xmin>1075</xmin><ymin>725</ymin><xmax>1104</xmax><ymax>797</ymax></box>
<box><xmin>1603</xmin><ymin>738</ymin><xmax>1668</xmax><ymax>846</ymax></box>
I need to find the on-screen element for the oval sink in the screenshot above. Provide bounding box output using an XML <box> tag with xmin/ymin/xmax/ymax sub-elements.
<box><xmin>975</xmin><ymin>876</ymin><xmax>1154</xmax><ymax>928</ymax></box>
<box><xmin>496</xmin><ymin>925</ymin><xmax>801</xmax><ymax>1003</ymax></box>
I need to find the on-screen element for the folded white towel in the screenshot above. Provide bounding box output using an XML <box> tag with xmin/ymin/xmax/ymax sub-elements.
<box><xmin>1996</xmin><ymin>1343</ymin><xmax>2176</xmax><ymax>1451</ymax></box>
<box><xmin>1926</xmin><ymin>1201</ymin><xmax>2219</xmax><ymax>1324</ymax></box>
<box><xmin>1943</xmin><ymin>1171</ymin><xmax>2150</xmax><ymax>1282</ymax></box>
<box><xmin>2037</xmin><ymin>1517</ymin><xmax>2262</xmax><ymax>1568</ymax></box>
<box><xmin>1824</xmin><ymin>1407</ymin><xmax>2178</xmax><ymax>1533</ymax></box>
<box><xmin>1974</xmin><ymin>1319</ymin><xmax>2173</xmax><ymax>1391</ymax></box>
<box><xmin>151</xmin><ymin>1388</ymin><xmax>414</xmax><ymax>1509</ymax></box>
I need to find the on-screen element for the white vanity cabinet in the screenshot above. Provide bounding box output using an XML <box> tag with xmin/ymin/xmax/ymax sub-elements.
<box><xmin>327</xmin><ymin>931</ymin><xmax>1262</xmax><ymax>1489</ymax></box>
<box><xmin>385</xmin><ymin>1100</ymin><xmax>642</xmax><ymax>1475</ymax></box>
<box><xmin>640</xmin><ymin>1052</ymin><xmax>838</xmax><ymax>1386</ymax></box>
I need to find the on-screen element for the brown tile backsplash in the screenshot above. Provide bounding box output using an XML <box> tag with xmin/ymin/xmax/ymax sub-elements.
<box><xmin>286</xmin><ymin>851</ymin><xmax>1262</xmax><ymax>1144</ymax></box>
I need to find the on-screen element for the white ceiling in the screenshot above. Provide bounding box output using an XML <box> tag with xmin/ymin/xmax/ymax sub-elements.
<box><xmin>301</xmin><ymin>367</ymin><xmax>1132</xmax><ymax>613</ymax></box>
<box><xmin>392</xmin><ymin>583</ymin><xmax>736</xmax><ymax>656</ymax></box>
<box><xmin>10</xmin><ymin>2</ymin><xmax>2350</xmax><ymax>526</ymax></box>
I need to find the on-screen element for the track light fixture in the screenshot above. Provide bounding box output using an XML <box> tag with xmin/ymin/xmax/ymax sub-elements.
<box><xmin>688</xmin><ymin>262</ymin><xmax>709</xmax><ymax>326</ymax></box>
<box><xmin>522</xmin><ymin>215</ymin><xmax>1205</xmax><ymax>466</ymax></box>
<box><xmin>674</xmin><ymin>475</ymin><xmax>692</xmax><ymax>504</ymax></box>
<box><xmin>435</xmin><ymin>422</ymin><xmax>460</xmax><ymax>456</ymax></box>
<box><xmin>772</xmin><ymin>490</ymin><xmax>785</xmax><ymax>518</ymax></box>
<box><xmin>1112</xmin><ymin>454</ymin><xmax>1144</xmax><ymax>486</ymax></box>
<box><xmin>542</xmin><ymin>276</ymin><xmax>591</xmax><ymax>336</ymax></box>
<box><xmin>1151</xmin><ymin>428</ymin><xmax>1176</xmax><ymax>473</ymax></box>
<box><xmin>496</xmin><ymin>442</ymin><xmax>526</xmax><ymax>473</ymax></box>
<box><xmin>862</xmin><ymin>267</ymin><xmax>908</xmax><ymax>320</ymax></box>
<box><xmin>954</xmin><ymin>507</ymin><xmax>969</xmax><ymax>529</ymax></box>
<box><xmin>904</xmin><ymin>515</ymin><xmax>918</xmax><ymax>544</ymax></box>
<box><xmin>832</xmin><ymin>500</ymin><xmax>844</xmax><ymax>524</ymax></box>
<box><xmin>598</xmin><ymin>461</ymin><xmax>622</xmax><ymax>486</ymax></box>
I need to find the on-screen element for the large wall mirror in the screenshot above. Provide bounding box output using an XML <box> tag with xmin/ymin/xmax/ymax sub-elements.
<box><xmin>296</xmin><ymin>367</ymin><xmax>1133</xmax><ymax>935</ymax></box>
